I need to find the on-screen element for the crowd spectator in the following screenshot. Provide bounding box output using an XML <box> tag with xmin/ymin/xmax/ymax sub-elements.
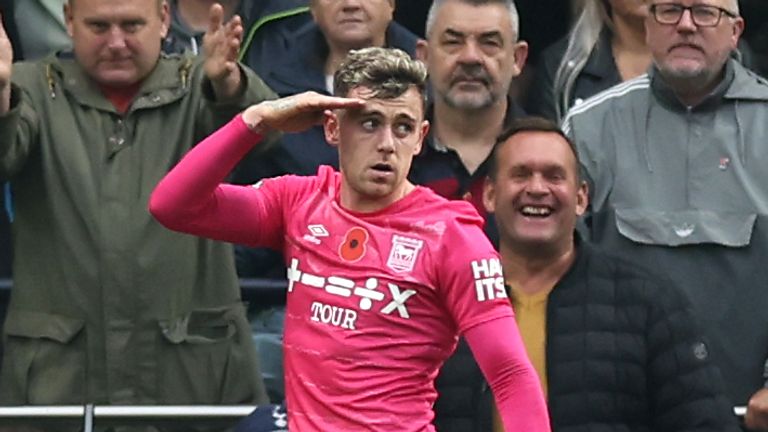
<box><xmin>434</xmin><ymin>116</ymin><xmax>741</xmax><ymax>431</ymax></box>
<box><xmin>526</xmin><ymin>0</ymin><xmax>651</xmax><ymax>121</ymax></box>
<box><xmin>389</xmin><ymin>0</ymin><xmax>572</xmax><ymax>68</ymax></box>
<box><xmin>0</xmin><ymin>0</ymin><xmax>275</xmax><ymax>427</ymax></box>
<box><xmin>410</xmin><ymin>0</ymin><xmax>528</xmax><ymax>245</ymax></box>
<box><xmin>563</xmin><ymin>1</ymin><xmax>768</xmax><ymax>429</ymax></box>
<box><xmin>149</xmin><ymin>46</ymin><xmax>550</xmax><ymax>431</ymax></box>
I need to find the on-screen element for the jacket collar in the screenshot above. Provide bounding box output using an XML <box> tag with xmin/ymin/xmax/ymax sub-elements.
<box><xmin>650</xmin><ymin>57</ymin><xmax>768</xmax><ymax>110</ymax></box>
<box><xmin>503</xmin><ymin>232</ymin><xmax>588</xmax><ymax>298</ymax></box>
<box><xmin>551</xmin><ymin>231</ymin><xmax>589</xmax><ymax>293</ymax></box>
<box><xmin>47</xmin><ymin>52</ymin><xmax>193</xmax><ymax>113</ymax></box>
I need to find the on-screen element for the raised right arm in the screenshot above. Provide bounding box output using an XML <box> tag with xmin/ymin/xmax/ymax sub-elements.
<box><xmin>149</xmin><ymin>92</ymin><xmax>365</xmax><ymax>245</ymax></box>
<box><xmin>149</xmin><ymin>115</ymin><xmax>280</xmax><ymax>245</ymax></box>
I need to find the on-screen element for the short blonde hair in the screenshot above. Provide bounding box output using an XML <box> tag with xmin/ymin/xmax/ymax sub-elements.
<box><xmin>333</xmin><ymin>47</ymin><xmax>427</xmax><ymax>106</ymax></box>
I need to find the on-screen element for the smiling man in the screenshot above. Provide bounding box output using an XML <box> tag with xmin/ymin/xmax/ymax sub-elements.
<box><xmin>562</xmin><ymin>0</ymin><xmax>768</xmax><ymax>429</ymax></box>
<box><xmin>149</xmin><ymin>47</ymin><xmax>550</xmax><ymax>431</ymax></box>
<box><xmin>470</xmin><ymin>116</ymin><xmax>740</xmax><ymax>432</ymax></box>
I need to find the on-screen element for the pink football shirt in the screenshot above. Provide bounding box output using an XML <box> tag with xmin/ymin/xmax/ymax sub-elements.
<box><xmin>149</xmin><ymin>116</ymin><xmax>544</xmax><ymax>431</ymax></box>
<box><xmin>244</xmin><ymin>166</ymin><xmax>512</xmax><ymax>430</ymax></box>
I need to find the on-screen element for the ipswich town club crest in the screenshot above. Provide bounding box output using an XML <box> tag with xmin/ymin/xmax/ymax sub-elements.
<box><xmin>387</xmin><ymin>235</ymin><xmax>424</xmax><ymax>273</ymax></box>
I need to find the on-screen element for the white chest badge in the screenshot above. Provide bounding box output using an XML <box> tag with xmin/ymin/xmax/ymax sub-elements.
<box><xmin>387</xmin><ymin>235</ymin><xmax>424</xmax><ymax>273</ymax></box>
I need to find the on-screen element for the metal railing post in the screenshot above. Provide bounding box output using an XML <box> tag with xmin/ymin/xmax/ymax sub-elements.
<box><xmin>83</xmin><ymin>404</ymin><xmax>94</xmax><ymax>432</ymax></box>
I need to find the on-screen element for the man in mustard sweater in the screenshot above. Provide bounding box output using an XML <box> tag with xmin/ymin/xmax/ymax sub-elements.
<box><xmin>433</xmin><ymin>116</ymin><xmax>740</xmax><ymax>431</ymax></box>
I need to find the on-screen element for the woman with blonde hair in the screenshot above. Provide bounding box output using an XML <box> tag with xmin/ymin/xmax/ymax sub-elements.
<box><xmin>526</xmin><ymin>0</ymin><xmax>651</xmax><ymax>121</ymax></box>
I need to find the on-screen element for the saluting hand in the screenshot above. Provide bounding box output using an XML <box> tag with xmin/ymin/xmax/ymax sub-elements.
<box><xmin>202</xmin><ymin>3</ymin><xmax>243</xmax><ymax>99</ymax></box>
<box><xmin>242</xmin><ymin>91</ymin><xmax>366</xmax><ymax>134</ymax></box>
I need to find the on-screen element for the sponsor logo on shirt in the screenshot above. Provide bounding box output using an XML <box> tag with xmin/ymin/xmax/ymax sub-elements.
<box><xmin>386</xmin><ymin>235</ymin><xmax>424</xmax><ymax>273</ymax></box>
<box><xmin>309</xmin><ymin>224</ymin><xmax>329</xmax><ymax>237</ymax></box>
<box><xmin>471</xmin><ymin>258</ymin><xmax>506</xmax><ymax>302</ymax></box>
<box><xmin>310</xmin><ymin>302</ymin><xmax>359</xmax><ymax>329</ymax></box>
<box><xmin>287</xmin><ymin>258</ymin><xmax>418</xmax><ymax>329</ymax></box>
<box><xmin>410</xmin><ymin>220</ymin><xmax>446</xmax><ymax>236</ymax></box>
<box><xmin>303</xmin><ymin>224</ymin><xmax>329</xmax><ymax>245</ymax></box>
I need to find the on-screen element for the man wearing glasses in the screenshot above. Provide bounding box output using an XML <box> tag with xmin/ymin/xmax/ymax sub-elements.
<box><xmin>563</xmin><ymin>1</ymin><xmax>768</xmax><ymax>430</ymax></box>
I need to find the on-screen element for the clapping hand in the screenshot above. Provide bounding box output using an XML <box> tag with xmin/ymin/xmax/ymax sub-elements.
<box><xmin>202</xmin><ymin>3</ymin><xmax>244</xmax><ymax>99</ymax></box>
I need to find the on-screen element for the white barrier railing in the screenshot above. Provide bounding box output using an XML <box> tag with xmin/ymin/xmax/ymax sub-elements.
<box><xmin>0</xmin><ymin>405</ymin><xmax>746</xmax><ymax>431</ymax></box>
<box><xmin>0</xmin><ymin>405</ymin><xmax>258</xmax><ymax>431</ymax></box>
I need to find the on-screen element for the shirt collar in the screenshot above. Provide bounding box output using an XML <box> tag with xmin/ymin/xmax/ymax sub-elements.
<box><xmin>423</xmin><ymin>95</ymin><xmax>526</xmax><ymax>152</ymax></box>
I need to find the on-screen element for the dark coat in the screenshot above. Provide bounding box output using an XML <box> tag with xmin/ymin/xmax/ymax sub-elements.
<box><xmin>434</xmin><ymin>238</ymin><xmax>740</xmax><ymax>432</ymax></box>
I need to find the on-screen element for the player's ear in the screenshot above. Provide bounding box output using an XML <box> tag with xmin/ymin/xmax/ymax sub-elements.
<box><xmin>482</xmin><ymin>176</ymin><xmax>497</xmax><ymax>214</ymax></box>
<box><xmin>324</xmin><ymin>110</ymin><xmax>340</xmax><ymax>147</ymax></box>
<box><xmin>414</xmin><ymin>120</ymin><xmax>429</xmax><ymax>155</ymax></box>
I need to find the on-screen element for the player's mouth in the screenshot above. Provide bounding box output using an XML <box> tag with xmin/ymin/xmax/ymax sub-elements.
<box><xmin>369</xmin><ymin>163</ymin><xmax>396</xmax><ymax>182</ymax></box>
<box><xmin>371</xmin><ymin>163</ymin><xmax>394</xmax><ymax>173</ymax></box>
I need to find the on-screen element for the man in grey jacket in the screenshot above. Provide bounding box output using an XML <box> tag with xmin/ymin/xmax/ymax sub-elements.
<box><xmin>563</xmin><ymin>1</ymin><xmax>768</xmax><ymax>430</ymax></box>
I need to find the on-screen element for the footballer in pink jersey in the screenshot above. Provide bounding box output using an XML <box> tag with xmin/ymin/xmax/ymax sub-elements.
<box><xmin>150</xmin><ymin>47</ymin><xmax>550</xmax><ymax>431</ymax></box>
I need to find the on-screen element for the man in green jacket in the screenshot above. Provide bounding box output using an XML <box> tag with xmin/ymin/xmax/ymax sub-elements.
<box><xmin>0</xmin><ymin>0</ymin><xmax>275</xmax><ymax>424</ymax></box>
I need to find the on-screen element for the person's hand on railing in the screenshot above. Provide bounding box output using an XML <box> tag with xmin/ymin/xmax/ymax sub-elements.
<box><xmin>746</xmin><ymin>387</ymin><xmax>768</xmax><ymax>431</ymax></box>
